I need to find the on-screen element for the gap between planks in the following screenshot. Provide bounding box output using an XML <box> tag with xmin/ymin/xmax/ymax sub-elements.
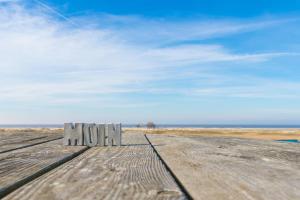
<box><xmin>144</xmin><ymin>134</ymin><xmax>193</xmax><ymax>200</ymax></box>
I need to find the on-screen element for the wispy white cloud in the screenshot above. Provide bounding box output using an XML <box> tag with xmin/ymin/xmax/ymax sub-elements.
<box><xmin>99</xmin><ymin>15</ymin><xmax>298</xmax><ymax>44</ymax></box>
<box><xmin>0</xmin><ymin>1</ymin><xmax>299</xmax><ymax>114</ymax></box>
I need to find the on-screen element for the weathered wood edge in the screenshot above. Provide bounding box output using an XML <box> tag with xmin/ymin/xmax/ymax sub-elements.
<box><xmin>0</xmin><ymin>136</ymin><xmax>47</xmax><ymax>145</ymax></box>
<box><xmin>144</xmin><ymin>134</ymin><xmax>193</xmax><ymax>200</ymax></box>
<box><xmin>0</xmin><ymin>146</ymin><xmax>89</xmax><ymax>198</ymax></box>
<box><xmin>0</xmin><ymin>136</ymin><xmax>63</xmax><ymax>154</ymax></box>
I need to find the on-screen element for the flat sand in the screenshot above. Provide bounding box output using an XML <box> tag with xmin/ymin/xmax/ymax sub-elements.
<box><xmin>124</xmin><ymin>128</ymin><xmax>300</xmax><ymax>140</ymax></box>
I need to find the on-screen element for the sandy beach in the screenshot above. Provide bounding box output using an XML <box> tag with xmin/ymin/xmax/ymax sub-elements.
<box><xmin>124</xmin><ymin>128</ymin><xmax>300</xmax><ymax>140</ymax></box>
<box><xmin>1</xmin><ymin>127</ymin><xmax>299</xmax><ymax>141</ymax></box>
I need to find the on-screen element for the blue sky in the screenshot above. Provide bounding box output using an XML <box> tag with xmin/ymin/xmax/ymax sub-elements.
<box><xmin>36</xmin><ymin>0</ymin><xmax>300</xmax><ymax>17</ymax></box>
<box><xmin>0</xmin><ymin>0</ymin><xmax>300</xmax><ymax>124</ymax></box>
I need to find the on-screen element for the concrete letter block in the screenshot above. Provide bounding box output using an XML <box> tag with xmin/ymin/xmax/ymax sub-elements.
<box><xmin>96</xmin><ymin>124</ymin><xmax>105</xmax><ymax>146</ymax></box>
<box><xmin>64</xmin><ymin>122</ymin><xmax>122</xmax><ymax>146</ymax></box>
<box><xmin>83</xmin><ymin>123</ymin><xmax>98</xmax><ymax>147</ymax></box>
<box><xmin>63</xmin><ymin>123</ymin><xmax>84</xmax><ymax>146</ymax></box>
<box><xmin>115</xmin><ymin>123</ymin><xmax>122</xmax><ymax>146</ymax></box>
<box><xmin>107</xmin><ymin>123</ymin><xmax>122</xmax><ymax>146</ymax></box>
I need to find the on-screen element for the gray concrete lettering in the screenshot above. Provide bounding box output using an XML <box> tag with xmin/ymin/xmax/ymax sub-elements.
<box><xmin>97</xmin><ymin>124</ymin><xmax>105</xmax><ymax>146</ymax></box>
<box><xmin>64</xmin><ymin>123</ymin><xmax>121</xmax><ymax>146</ymax></box>
<box><xmin>83</xmin><ymin>123</ymin><xmax>98</xmax><ymax>147</ymax></box>
<box><xmin>63</xmin><ymin>123</ymin><xmax>84</xmax><ymax>146</ymax></box>
<box><xmin>107</xmin><ymin>124</ymin><xmax>122</xmax><ymax>146</ymax></box>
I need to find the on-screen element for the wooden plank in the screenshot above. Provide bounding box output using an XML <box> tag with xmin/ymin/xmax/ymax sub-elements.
<box><xmin>0</xmin><ymin>129</ymin><xmax>63</xmax><ymax>153</ymax></box>
<box><xmin>0</xmin><ymin>135</ymin><xmax>47</xmax><ymax>145</ymax></box>
<box><xmin>0</xmin><ymin>129</ymin><xmax>62</xmax><ymax>143</ymax></box>
<box><xmin>0</xmin><ymin>135</ymin><xmax>63</xmax><ymax>154</ymax></box>
<box><xmin>0</xmin><ymin>132</ymin><xmax>48</xmax><ymax>145</ymax></box>
<box><xmin>4</xmin><ymin>133</ymin><xmax>186</xmax><ymax>200</ymax></box>
<box><xmin>146</xmin><ymin>134</ymin><xmax>300</xmax><ymax>200</ymax></box>
<box><xmin>0</xmin><ymin>139</ymin><xmax>88</xmax><ymax>198</ymax></box>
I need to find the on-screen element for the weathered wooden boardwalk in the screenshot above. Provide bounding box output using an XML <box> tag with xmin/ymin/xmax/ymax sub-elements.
<box><xmin>1</xmin><ymin>130</ymin><xmax>299</xmax><ymax>200</ymax></box>
<box><xmin>0</xmin><ymin>130</ymin><xmax>185</xmax><ymax>200</ymax></box>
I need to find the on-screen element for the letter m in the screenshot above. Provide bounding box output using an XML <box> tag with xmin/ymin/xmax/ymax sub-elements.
<box><xmin>63</xmin><ymin>123</ymin><xmax>84</xmax><ymax>146</ymax></box>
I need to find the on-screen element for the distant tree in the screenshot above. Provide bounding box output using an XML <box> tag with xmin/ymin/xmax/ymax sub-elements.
<box><xmin>136</xmin><ymin>123</ymin><xmax>142</xmax><ymax>128</ymax></box>
<box><xmin>146</xmin><ymin>121</ymin><xmax>156</xmax><ymax>129</ymax></box>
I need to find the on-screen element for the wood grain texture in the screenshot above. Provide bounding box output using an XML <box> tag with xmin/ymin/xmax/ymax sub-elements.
<box><xmin>0</xmin><ymin>129</ymin><xmax>62</xmax><ymax>143</ymax></box>
<box><xmin>0</xmin><ymin>130</ymin><xmax>63</xmax><ymax>154</ymax></box>
<box><xmin>147</xmin><ymin>134</ymin><xmax>300</xmax><ymax>200</ymax></box>
<box><xmin>0</xmin><ymin>139</ymin><xmax>87</xmax><ymax>196</ymax></box>
<box><xmin>0</xmin><ymin>136</ymin><xmax>63</xmax><ymax>154</ymax></box>
<box><xmin>4</xmin><ymin>133</ymin><xmax>186</xmax><ymax>200</ymax></box>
